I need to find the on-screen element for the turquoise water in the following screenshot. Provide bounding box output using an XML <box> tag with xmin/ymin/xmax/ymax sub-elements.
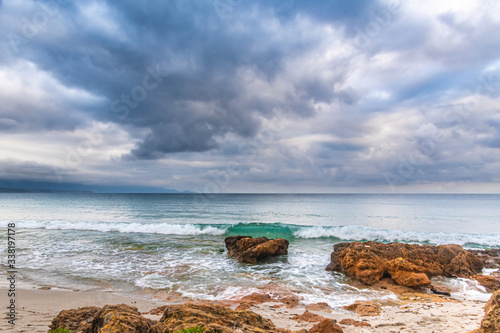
<box><xmin>1</xmin><ymin>193</ymin><xmax>499</xmax><ymax>305</ymax></box>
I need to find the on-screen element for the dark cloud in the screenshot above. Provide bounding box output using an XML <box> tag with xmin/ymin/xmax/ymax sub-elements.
<box><xmin>1</xmin><ymin>0</ymin><xmax>500</xmax><ymax>192</ymax></box>
<box><xmin>2</xmin><ymin>0</ymin><xmax>368</xmax><ymax>159</ymax></box>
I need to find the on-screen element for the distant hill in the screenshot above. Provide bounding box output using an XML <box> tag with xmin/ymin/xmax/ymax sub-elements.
<box><xmin>0</xmin><ymin>187</ymin><xmax>94</xmax><ymax>193</ymax></box>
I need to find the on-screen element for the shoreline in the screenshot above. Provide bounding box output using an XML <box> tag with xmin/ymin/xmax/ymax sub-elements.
<box><xmin>0</xmin><ymin>284</ymin><xmax>489</xmax><ymax>333</ymax></box>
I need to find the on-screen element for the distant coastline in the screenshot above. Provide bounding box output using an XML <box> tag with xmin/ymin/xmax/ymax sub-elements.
<box><xmin>0</xmin><ymin>187</ymin><xmax>95</xmax><ymax>194</ymax></box>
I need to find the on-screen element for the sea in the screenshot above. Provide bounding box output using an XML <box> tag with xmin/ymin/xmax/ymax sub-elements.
<box><xmin>1</xmin><ymin>193</ymin><xmax>499</xmax><ymax>306</ymax></box>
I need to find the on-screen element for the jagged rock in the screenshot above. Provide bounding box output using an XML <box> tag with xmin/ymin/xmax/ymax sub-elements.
<box><xmin>148</xmin><ymin>302</ymin><xmax>286</xmax><ymax>333</ymax></box>
<box><xmin>343</xmin><ymin>301</ymin><xmax>381</xmax><ymax>316</ymax></box>
<box><xmin>49</xmin><ymin>306</ymin><xmax>100</xmax><ymax>333</ymax></box>
<box><xmin>469</xmin><ymin>249</ymin><xmax>500</xmax><ymax>269</ymax></box>
<box><xmin>291</xmin><ymin>311</ymin><xmax>324</xmax><ymax>323</ymax></box>
<box><xmin>90</xmin><ymin>304</ymin><xmax>155</xmax><ymax>333</ymax></box>
<box><xmin>474</xmin><ymin>274</ymin><xmax>500</xmax><ymax>292</ymax></box>
<box><xmin>142</xmin><ymin>305</ymin><xmax>167</xmax><ymax>316</ymax></box>
<box><xmin>386</xmin><ymin>257</ymin><xmax>431</xmax><ymax>287</ymax></box>
<box><xmin>326</xmin><ymin>241</ymin><xmax>483</xmax><ymax>287</ymax></box>
<box><xmin>49</xmin><ymin>304</ymin><xmax>154</xmax><ymax>333</ymax></box>
<box><xmin>471</xmin><ymin>290</ymin><xmax>500</xmax><ymax>333</ymax></box>
<box><xmin>308</xmin><ymin>319</ymin><xmax>343</xmax><ymax>333</ymax></box>
<box><xmin>225</xmin><ymin>236</ymin><xmax>289</xmax><ymax>264</ymax></box>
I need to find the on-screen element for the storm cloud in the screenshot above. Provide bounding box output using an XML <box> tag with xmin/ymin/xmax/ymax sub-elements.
<box><xmin>0</xmin><ymin>0</ymin><xmax>499</xmax><ymax>192</ymax></box>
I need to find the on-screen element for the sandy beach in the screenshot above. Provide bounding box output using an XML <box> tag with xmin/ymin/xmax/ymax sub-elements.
<box><xmin>1</xmin><ymin>284</ymin><xmax>488</xmax><ymax>333</ymax></box>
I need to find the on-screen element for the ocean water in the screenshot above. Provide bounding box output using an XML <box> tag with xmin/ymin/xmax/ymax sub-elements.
<box><xmin>1</xmin><ymin>193</ymin><xmax>499</xmax><ymax>306</ymax></box>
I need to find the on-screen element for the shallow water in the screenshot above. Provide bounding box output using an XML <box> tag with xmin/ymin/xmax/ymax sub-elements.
<box><xmin>1</xmin><ymin>193</ymin><xmax>498</xmax><ymax>306</ymax></box>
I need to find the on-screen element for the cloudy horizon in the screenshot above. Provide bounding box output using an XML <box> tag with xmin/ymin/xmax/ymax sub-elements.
<box><xmin>1</xmin><ymin>0</ymin><xmax>500</xmax><ymax>193</ymax></box>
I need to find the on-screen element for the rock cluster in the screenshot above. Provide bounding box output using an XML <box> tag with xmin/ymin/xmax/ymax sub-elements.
<box><xmin>49</xmin><ymin>306</ymin><xmax>100</xmax><ymax>332</ymax></box>
<box><xmin>471</xmin><ymin>290</ymin><xmax>500</xmax><ymax>333</ymax></box>
<box><xmin>225</xmin><ymin>236</ymin><xmax>289</xmax><ymax>264</ymax></box>
<box><xmin>50</xmin><ymin>304</ymin><xmax>155</xmax><ymax>333</ymax></box>
<box><xmin>51</xmin><ymin>302</ymin><xmax>317</xmax><ymax>333</ymax></box>
<box><xmin>326</xmin><ymin>241</ymin><xmax>483</xmax><ymax>287</ymax></box>
<box><xmin>149</xmin><ymin>302</ymin><xmax>286</xmax><ymax>333</ymax></box>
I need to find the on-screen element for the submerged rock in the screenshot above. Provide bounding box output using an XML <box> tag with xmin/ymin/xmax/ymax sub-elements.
<box><xmin>326</xmin><ymin>241</ymin><xmax>483</xmax><ymax>287</ymax></box>
<box><xmin>225</xmin><ymin>236</ymin><xmax>289</xmax><ymax>264</ymax></box>
<box><xmin>148</xmin><ymin>302</ymin><xmax>286</xmax><ymax>333</ymax></box>
<box><xmin>472</xmin><ymin>290</ymin><xmax>500</xmax><ymax>333</ymax></box>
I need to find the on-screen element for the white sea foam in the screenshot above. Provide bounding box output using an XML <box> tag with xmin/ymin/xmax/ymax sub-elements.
<box><xmin>294</xmin><ymin>225</ymin><xmax>500</xmax><ymax>247</ymax></box>
<box><xmin>18</xmin><ymin>221</ymin><xmax>227</xmax><ymax>236</ymax></box>
<box><xmin>9</xmin><ymin>220</ymin><xmax>500</xmax><ymax>247</ymax></box>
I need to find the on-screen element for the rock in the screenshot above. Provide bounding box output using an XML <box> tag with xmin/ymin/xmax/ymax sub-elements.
<box><xmin>281</xmin><ymin>295</ymin><xmax>300</xmax><ymax>308</ymax></box>
<box><xmin>149</xmin><ymin>302</ymin><xmax>285</xmax><ymax>333</ymax></box>
<box><xmin>387</xmin><ymin>257</ymin><xmax>431</xmax><ymax>287</ymax></box>
<box><xmin>49</xmin><ymin>306</ymin><xmax>100</xmax><ymax>333</ymax></box>
<box><xmin>291</xmin><ymin>311</ymin><xmax>324</xmax><ymax>323</ymax></box>
<box><xmin>49</xmin><ymin>304</ymin><xmax>154</xmax><ymax>333</ymax></box>
<box><xmin>305</xmin><ymin>303</ymin><xmax>333</xmax><ymax>312</ymax></box>
<box><xmin>142</xmin><ymin>305</ymin><xmax>168</xmax><ymax>316</ymax></box>
<box><xmin>308</xmin><ymin>319</ymin><xmax>343</xmax><ymax>333</ymax></box>
<box><xmin>235</xmin><ymin>292</ymin><xmax>272</xmax><ymax>309</ymax></box>
<box><xmin>469</xmin><ymin>249</ymin><xmax>500</xmax><ymax>269</ymax></box>
<box><xmin>326</xmin><ymin>241</ymin><xmax>483</xmax><ymax>287</ymax></box>
<box><xmin>338</xmin><ymin>319</ymin><xmax>356</xmax><ymax>325</ymax></box>
<box><xmin>91</xmin><ymin>304</ymin><xmax>155</xmax><ymax>333</ymax></box>
<box><xmin>225</xmin><ymin>236</ymin><xmax>289</xmax><ymax>264</ymax></box>
<box><xmin>430</xmin><ymin>286</ymin><xmax>451</xmax><ymax>296</ymax></box>
<box><xmin>354</xmin><ymin>321</ymin><xmax>371</xmax><ymax>327</ymax></box>
<box><xmin>338</xmin><ymin>318</ymin><xmax>370</xmax><ymax>327</ymax></box>
<box><xmin>343</xmin><ymin>301</ymin><xmax>381</xmax><ymax>316</ymax></box>
<box><xmin>472</xmin><ymin>290</ymin><xmax>500</xmax><ymax>333</ymax></box>
<box><xmin>474</xmin><ymin>274</ymin><xmax>500</xmax><ymax>292</ymax></box>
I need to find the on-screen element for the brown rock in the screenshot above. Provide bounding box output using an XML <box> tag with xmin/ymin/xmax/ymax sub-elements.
<box><xmin>281</xmin><ymin>295</ymin><xmax>300</xmax><ymax>308</ymax></box>
<box><xmin>305</xmin><ymin>302</ymin><xmax>333</xmax><ymax>312</ymax></box>
<box><xmin>354</xmin><ymin>321</ymin><xmax>371</xmax><ymax>327</ymax></box>
<box><xmin>91</xmin><ymin>304</ymin><xmax>155</xmax><ymax>333</ymax></box>
<box><xmin>386</xmin><ymin>257</ymin><xmax>431</xmax><ymax>287</ymax></box>
<box><xmin>149</xmin><ymin>302</ymin><xmax>284</xmax><ymax>333</ymax></box>
<box><xmin>338</xmin><ymin>319</ymin><xmax>356</xmax><ymax>325</ymax></box>
<box><xmin>142</xmin><ymin>306</ymin><xmax>167</xmax><ymax>316</ymax></box>
<box><xmin>469</xmin><ymin>249</ymin><xmax>500</xmax><ymax>269</ymax></box>
<box><xmin>225</xmin><ymin>236</ymin><xmax>289</xmax><ymax>264</ymax></box>
<box><xmin>326</xmin><ymin>241</ymin><xmax>483</xmax><ymax>287</ymax></box>
<box><xmin>308</xmin><ymin>319</ymin><xmax>343</xmax><ymax>333</ymax></box>
<box><xmin>49</xmin><ymin>304</ymin><xmax>154</xmax><ymax>333</ymax></box>
<box><xmin>292</xmin><ymin>311</ymin><xmax>324</xmax><ymax>323</ymax></box>
<box><xmin>49</xmin><ymin>306</ymin><xmax>100</xmax><ymax>333</ymax></box>
<box><xmin>343</xmin><ymin>301</ymin><xmax>381</xmax><ymax>316</ymax></box>
<box><xmin>472</xmin><ymin>290</ymin><xmax>500</xmax><ymax>333</ymax></box>
<box><xmin>235</xmin><ymin>292</ymin><xmax>272</xmax><ymax>309</ymax></box>
<box><xmin>474</xmin><ymin>274</ymin><xmax>500</xmax><ymax>292</ymax></box>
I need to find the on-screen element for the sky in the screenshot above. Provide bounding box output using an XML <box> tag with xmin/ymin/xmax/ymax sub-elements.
<box><xmin>0</xmin><ymin>0</ymin><xmax>500</xmax><ymax>193</ymax></box>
